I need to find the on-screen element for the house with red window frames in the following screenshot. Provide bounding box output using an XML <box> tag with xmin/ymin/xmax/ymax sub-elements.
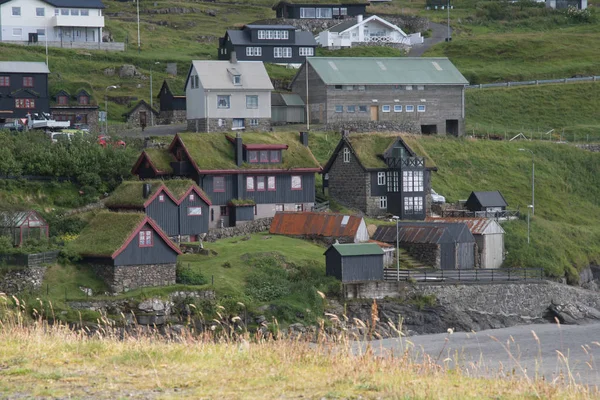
<box><xmin>0</xmin><ymin>61</ymin><xmax>50</xmax><ymax>123</ymax></box>
<box><xmin>131</xmin><ymin>131</ymin><xmax>322</xmax><ymax>228</ymax></box>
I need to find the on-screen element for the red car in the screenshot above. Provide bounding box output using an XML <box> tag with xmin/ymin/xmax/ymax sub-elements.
<box><xmin>98</xmin><ymin>135</ymin><xmax>126</xmax><ymax>148</ymax></box>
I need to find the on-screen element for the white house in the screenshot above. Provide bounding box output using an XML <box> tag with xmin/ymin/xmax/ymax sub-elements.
<box><xmin>185</xmin><ymin>55</ymin><xmax>274</xmax><ymax>132</ymax></box>
<box><xmin>0</xmin><ymin>0</ymin><xmax>105</xmax><ymax>44</ymax></box>
<box><xmin>317</xmin><ymin>15</ymin><xmax>423</xmax><ymax>49</ymax></box>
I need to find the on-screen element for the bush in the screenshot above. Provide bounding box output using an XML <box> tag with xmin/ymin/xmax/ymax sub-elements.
<box><xmin>245</xmin><ymin>258</ymin><xmax>291</xmax><ymax>302</ymax></box>
<box><xmin>176</xmin><ymin>262</ymin><xmax>208</xmax><ymax>285</ymax></box>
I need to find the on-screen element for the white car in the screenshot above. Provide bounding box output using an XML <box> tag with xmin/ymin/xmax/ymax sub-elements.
<box><xmin>50</xmin><ymin>132</ymin><xmax>74</xmax><ymax>143</ymax></box>
<box><xmin>431</xmin><ymin>189</ymin><xmax>446</xmax><ymax>204</ymax></box>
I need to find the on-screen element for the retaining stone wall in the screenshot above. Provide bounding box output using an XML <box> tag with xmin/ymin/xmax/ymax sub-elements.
<box><xmin>92</xmin><ymin>263</ymin><xmax>176</xmax><ymax>293</ymax></box>
<box><xmin>187</xmin><ymin>118</ymin><xmax>270</xmax><ymax>133</ymax></box>
<box><xmin>317</xmin><ymin>121</ymin><xmax>419</xmax><ymax>134</ymax></box>
<box><xmin>204</xmin><ymin>218</ymin><xmax>273</xmax><ymax>242</ymax></box>
<box><xmin>0</xmin><ymin>266</ymin><xmax>47</xmax><ymax>294</ymax></box>
<box><xmin>577</xmin><ymin>144</ymin><xmax>600</xmax><ymax>152</ymax></box>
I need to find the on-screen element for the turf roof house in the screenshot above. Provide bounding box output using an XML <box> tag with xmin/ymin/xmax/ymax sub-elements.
<box><xmin>323</xmin><ymin>134</ymin><xmax>434</xmax><ymax>219</ymax></box>
<box><xmin>50</xmin><ymin>88</ymin><xmax>99</xmax><ymax>132</ymax></box>
<box><xmin>291</xmin><ymin>57</ymin><xmax>469</xmax><ymax>135</ymax></box>
<box><xmin>272</xmin><ymin>0</ymin><xmax>369</xmax><ymax>19</ymax></box>
<box><xmin>67</xmin><ymin>213</ymin><xmax>182</xmax><ymax>293</ymax></box>
<box><xmin>157</xmin><ymin>80</ymin><xmax>186</xmax><ymax>125</ymax></box>
<box><xmin>105</xmin><ymin>179</ymin><xmax>212</xmax><ymax>243</ymax></box>
<box><xmin>131</xmin><ymin>132</ymin><xmax>322</xmax><ymax>228</ymax></box>
<box><xmin>185</xmin><ymin>59</ymin><xmax>274</xmax><ymax>132</ymax></box>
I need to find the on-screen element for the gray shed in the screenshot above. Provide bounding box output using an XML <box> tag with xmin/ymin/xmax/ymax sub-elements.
<box><xmin>372</xmin><ymin>222</ymin><xmax>476</xmax><ymax>270</ymax></box>
<box><xmin>271</xmin><ymin>93</ymin><xmax>305</xmax><ymax>124</ymax></box>
<box><xmin>325</xmin><ymin>243</ymin><xmax>384</xmax><ymax>282</ymax></box>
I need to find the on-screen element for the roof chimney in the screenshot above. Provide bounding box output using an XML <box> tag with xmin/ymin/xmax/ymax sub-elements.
<box><xmin>357</xmin><ymin>14</ymin><xmax>363</xmax><ymax>23</ymax></box>
<box><xmin>235</xmin><ymin>132</ymin><xmax>243</xmax><ymax>167</ymax></box>
<box><xmin>299</xmin><ymin>131</ymin><xmax>309</xmax><ymax>147</ymax></box>
<box><xmin>231</xmin><ymin>51</ymin><xmax>238</xmax><ymax>64</ymax></box>
<box><xmin>143</xmin><ymin>183</ymin><xmax>152</xmax><ymax>199</ymax></box>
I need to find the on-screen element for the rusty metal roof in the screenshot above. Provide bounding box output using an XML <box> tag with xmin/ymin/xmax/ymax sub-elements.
<box><xmin>372</xmin><ymin>222</ymin><xmax>475</xmax><ymax>245</ymax></box>
<box><xmin>425</xmin><ymin>217</ymin><xmax>504</xmax><ymax>235</ymax></box>
<box><xmin>270</xmin><ymin>212</ymin><xmax>364</xmax><ymax>239</ymax></box>
<box><xmin>368</xmin><ymin>239</ymin><xmax>394</xmax><ymax>248</ymax></box>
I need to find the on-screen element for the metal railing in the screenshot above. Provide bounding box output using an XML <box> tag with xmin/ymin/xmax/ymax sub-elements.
<box><xmin>466</xmin><ymin>76</ymin><xmax>600</xmax><ymax>90</ymax></box>
<box><xmin>383</xmin><ymin>267</ymin><xmax>544</xmax><ymax>283</ymax></box>
<box><xmin>441</xmin><ymin>209</ymin><xmax>520</xmax><ymax>220</ymax></box>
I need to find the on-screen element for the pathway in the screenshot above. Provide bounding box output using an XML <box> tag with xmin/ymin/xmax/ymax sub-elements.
<box><xmin>409</xmin><ymin>22</ymin><xmax>452</xmax><ymax>57</ymax></box>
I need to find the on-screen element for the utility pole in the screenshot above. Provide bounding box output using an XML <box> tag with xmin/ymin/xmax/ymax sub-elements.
<box><xmin>137</xmin><ymin>0</ymin><xmax>141</xmax><ymax>53</ymax></box>
<box><xmin>150</xmin><ymin>62</ymin><xmax>160</xmax><ymax>127</ymax></box>
<box><xmin>447</xmin><ymin>0</ymin><xmax>451</xmax><ymax>41</ymax></box>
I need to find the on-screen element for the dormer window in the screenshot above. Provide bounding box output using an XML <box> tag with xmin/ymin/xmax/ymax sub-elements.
<box><xmin>259</xmin><ymin>151</ymin><xmax>268</xmax><ymax>163</ymax></box>
<box><xmin>248</xmin><ymin>151</ymin><xmax>258</xmax><ymax>163</ymax></box>
<box><xmin>270</xmin><ymin>150</ymin><xmax>280</xmax><ymax>163</ymax></box>
<box><xmin>57</xmin><ymin>95</ymin><xmax>68</xmax><ymax>105</ymax></box>
<box><xmin>233</xmin><ymin>75</ymin><xmax>241</xmax><ymax>85</ymax></box>
<box><xmin>78</xmin><ymin>95</ymin><xmax>89</xmax><ymax>105</ymax></box>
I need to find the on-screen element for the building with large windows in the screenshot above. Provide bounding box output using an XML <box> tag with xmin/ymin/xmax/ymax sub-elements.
<box><xmin>0</xmin><ymin>61</ymin><xmax>49</xmax><ymax>122</ymax></box>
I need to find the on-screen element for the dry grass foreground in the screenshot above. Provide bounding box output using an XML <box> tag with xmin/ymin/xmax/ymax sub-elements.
<box><xmin>0</xmin><ymin>296</ymin><xmax>597</xmax><ymax>399</ymax></box>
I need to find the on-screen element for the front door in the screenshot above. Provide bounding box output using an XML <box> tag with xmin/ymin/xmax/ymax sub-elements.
<box><xmin>139</xmin><ymin>111</ymin><xmax>147</xmax><ymax>127</ymax></box>
<box><xmin>370</xmin><ymin>105</ymin><xmax>379</xmax><ymax>121</ymax></box>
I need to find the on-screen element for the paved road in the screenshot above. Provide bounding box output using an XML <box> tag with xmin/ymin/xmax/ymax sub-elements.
<box><xmin>362</xmin><ymin>323</ymin><xmax>600</xmax><ymax>387</ymax></box>
<box><xmin>119</xmin><ymin>123</ymin><xmax>186</xmax><ymax>138</ymax></box>
<box><xmin>409</xmin><ymin>22</ymin><xmax>452</xmax><ymax>57</ymax></box>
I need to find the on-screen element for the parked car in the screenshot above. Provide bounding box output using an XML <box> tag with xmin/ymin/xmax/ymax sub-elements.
<box><xmin>73</xmin><ymin>123</ymin><xmax>90</xmax><ymax>133</ymax></box>
<box><xmin>431</xmin><ymin>189</ymin><xmax>446</xmax><ymax>204</ymax></box>
<box><xmin>1</xmin><ymin>122</ymin><xmax>24</xmax><ymax>132</ymax></box>
<box><xmin>98</xmin><ymin>135</ymin><xmax>126</xmax><ymax>148</ymax></box>
<box><xmin>50</xmin><ymin>132</ymin><xmax>74</xmax><ymax>143</ymax></box>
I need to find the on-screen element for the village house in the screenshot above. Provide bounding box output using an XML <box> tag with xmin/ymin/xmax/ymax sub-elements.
<box><xmin>272</xmin><ymin>1</ymin><xmax>369</xmax><ymax>19</ymax></box>
<box><xmin>322</xmin><ymin>133</ymin><xmax>434</xmax><ymax>218</ymax></box>
<box><xmin>131</xmin><ymin>131</ymin><xmax>322</xmax><ymax>229</ymax></box>
<box><xmin>185</xmin><ymin>58</ymin><xmax>274</xmax><ymax>132</ymax></box>
<box><xmin>465</xmin><ymin>191</ymin><xmax>508</xmax><ymax>215</ymax></box>
<box><xmin>0</xmin><ymin>210</ymin><xmax>48</xmax><ymax>247</ymax></box>
<box><xmin>105</xmin><ymin>179</ymin><xmax>212</xmax><ymax>243</ymax></box>
<box><xmin>290</xmin><ymin>57</ymin><xmax>469</xmax><ymax>135</ymax></box>
<box><xmin>157</xmin><ymin>80</ymin><xmax>186</xmax><ymax>125</ymax></box>
<box><xmin>50</xmin><ymin>89</ymin><xmax>99</xmax><ymax>132</ymax></box>
<box><xmin>0</xmin><ymin>61</ymin><xmax>49</xmax><ymax>123</ymax></box>
<box><xmin>0</xmin><ymin>0</ymin><xmax>105</xmax><ymax>44</ymax></box>
<box><xmin>317</xmin><ymin>15</ymin><xmax>422</xmax><ymax>49</ymax></box>
<box><xmin>325</xmin><ymin>242</ymin><xmax>384</xmax><ymax>283</ymax></box>
<box><xmin>67</xmin><ymin>212</ymin><xmax>182</xmax><ymax>293</ymax></box>
<box><xmin>123</xmin><ymin>100</ymin><xmax>159</xmax><ymax>129</ymax></box>
<box><xmin>218</xmin><ymin>25</ymin><xmax>317</xmax><ymax>66</ymax></box>
<box><xmin>269</xmin><ymin>211</ymin><xmax>369</xmax><ymax>244</ymax></box>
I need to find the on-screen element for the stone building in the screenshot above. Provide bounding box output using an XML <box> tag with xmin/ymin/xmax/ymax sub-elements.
<box><xmin>51</xmin><ymin>89</ymin><xmax>99</xmax><ymax>133</ymax></box>
<box><xmin>290</xmin><ymin>57</ymin><xmax>469</xmax><ymax>135</ymax></box>
<box><xmin>123</xmin><ymin>100</ymin><xmax>159</xmax><ymax>129</ymax></box>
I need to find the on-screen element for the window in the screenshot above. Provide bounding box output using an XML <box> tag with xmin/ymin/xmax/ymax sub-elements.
<box><xmin>36</xmin><ymin>7</ymin><xmax>45</xmax><ymax>16</ymax></box>
<box><xmin>194</xmin><ymin>75</ymin><xmax>199</xmax><ymax>89</ymax></box>
<box><xmin>249</xmin><ymin>119</ymin><xmax>259</xmax><ymax>126</ymax></box>
<box><xmin>417</xmin><ymin>105</ymin><xmax>426</xmax><ymax>112</ymax></box>
<box><xmin>220</xmin><ymin>206</ymin><xmax>228</xmax><ymax>216</ymax></box>
<box><xmin>403</xmin><ymin>171</ymin><xmax>424</xmax><ymax>192</ymax></box>
<box><xmin>12</xmin><ymin>28</ymin><xmax>22</xmax><ymax>36</ymax></box>
<box><xmin>417</xmin><ymin>85</ymin><xmax>425</xmax><ymax>91</ymax></box>
<box><xmin>299</xmin><ymin>47</ymin><xmax>314</xmax><ymax>56</ymax></box>
<box><xmin>343</xmin><ymin>148</ymin><xmax>350</xmax><ymax>163</ymax></box>
<box><xmin>213</xmin><ymin>176</ymin><xmax>225</xmax><ymax>192</ymax></box>
<box><xmin>344</xmin><ymin>85</ymin><xmax>353</xmax><ymax>91</ymax></box>
<box><xmin>405</xmin><ymin>85</ymin><xmax>413</xmax><ymax>90</ymax></box>
<box><xmin>232</xmin><ymin>119</ymin><xmax>244</xmax><ymax>129</ymax></box>
<box><xmin>379</xmin><ymin>196</ymin><xmax>387</xmax><ymax>209</ymax></box>
<box><xmin>246</xmin><ymin>95</ymin><xmax>258</xmax><ymax>109</ymax></box>
<box><xmin>79</xmin><ymin>96</ymin><xmax>89</xmax><ymax>105</ymax></box>
<box><xmin>275</xmin><ymin>204</ymin><xmax>284</xmax><ymax>212</ymax></box>
<box><xmin>257</xmin><ymin>176</ymin><xmax>265</xmax><ymax>191</ymax></box>
<box><xmin>270</xmin><ymin>151</ymin><xmax>280</xmax><ymax>163</ymax></box>
<box><xmin>188</xmin><ymin>207</ymin><xmax>203</xmax><ymax>216</ymax></box>
<box><xmin>246</xmin><ymin>176</ymin><xmax>255</xmax><ymax>191</ymax></box>
<box><xmin>382</xmin><ymin>105</ymin><xmax>391</xmax><ymax>113</ymax></box>
<box><xmin>233</xmin><ymin>75</ymin><xmax>241</xmax><ymax>85</ymax></box>
<box><xmin>246</xmin><ymin>47</ymin><xmax>262</xmax><ymax>56</ymax></box>
<box><xmin>316</xmin><ymin>7</ymin><xmax>332</xmax><ymax>18</ymax></box>
<box><xmin>57</xmin><ymin>95</ymin><xmax>68</xmax><ymax>105</ymax></box>
<box><xmin>12</xmin><ymin>7</ymin><xmax>20</xmax><ymax>16</ymax></box>
<box><xmin>334</xmin><ymin>85</ymin><xmax>342</xmax><ymax>90</ymax></box>
<box><xmin>81</xmin><ymin>9</ymin><xmax>89</xmax><ymax>16</ymax></box>
<box><xmin>189</xmin><ymin>194</ymin><xmax>195</xmax><ymax>201</ymax></box>
<box><xmin>291</xmin><ymin>175</ymin><xmax>302</xmax><ymax>190</ymax></box>
<box><xmin>71</xmin><ymin>9</ymin><xmax>79</xmax><ymax>15</ymax></box>
<box><xmin>357</xmin><ymin>85</ymin><xmax>365</xmax><ymax>91</ymax></box>
<box><xmin>61</xmin><ymin>9</ymin><xmax>69</xmax><ymax>15</ymax></box>
<box><xmin>386</xmin><ymin>171</ymin><xmax>399</xmax><ymax>192</ymax></box>
<box><xmin>347</xmin><ymin>105</ymin><xmax>355</xmax><ymax>113</ymax></box>
<box><xmin>37</xmin><ymin>29</ymin><xmax>45</xmax><ymax>36</ymax></box>
<box><xmin>55</xmin><ymin>9</ymin><xmax>59</xmax><ymax>15</ymax></box>
<box><xmin>406</xmin><ymin>105</ymin><xmax>415</xmax><ymax>112</ymax></box>
<box><xmin>274</xmin><ymin>47</ymin><xmax>292</xmax><ymax>58</ymax></box>
<box><xmin>300</xmin><ymin>7</ymin><xmax>316</xmax><ymax>18</ymax></box>
<box><xmin>138</xmin><ymin>230</ymin><xmax>153</xmax><ymax>247</ymax></box>
<box><xmin>248</xmin><ymin>151</ymin><xmax>258</xmax><ymax>163</ymax></box>
<box><xmin>295</xmin><ymin>204</ymin><xmax>304</xmax><ymax>212</ymax></box>
<box><xmin>260</xmin><ymin>151</ymin><xmax>268</xmax><ymax>163</ymax></box>
<box><xmin>340</xmin><ymin>7</ymin><xmax>347</xmax><ymax>15</ymax></box>
<box><xmin>217</xmin><ymin>95</ymin><xmax>230</xmax><ymax>109</ymax></box>
<box><xmin>359</xmin><ymin>105</ymin><xmax>367</xmax><ymax>113</ymax></box>
<box><xmin>404</xmin><ymin>197</ymin><xmax>423</xmax><ymax>214</ymax></box>
<box><xmin>158</xmin><ymin>194</ymin><xmax>165</xmax><ymax>202</ymax></box>
<box><xmin>0</xmin><ymin>76</ymin><xmax>9</xmax><ymax>87</ymax></box>
<box><xmin>267</xmin><ymin>176</ymin><xmax>276</xmax><ymax>191</ymax></box>
<box><xmin>15</xmin><ymin>99</ymin><xmax>35</xmax><ymax>108</ymax></box>
<box><xmin>190</xmin><ymin>75</ymin><xmax>196</xmax><ymax>89</ymax></box>
<box><xmin>377</xmin><ymin>172</ymin><xmax>386</xmax><ymax>186</ymax></box>
<box><xmin>335</xmin><ymin>105</ymin><xmax>343</xmax><ymax>113</ymax></box>
<box><xmin>394</xmin><ymin>105</ymin><xmax>402</xmax><ymax>112</ymax></box>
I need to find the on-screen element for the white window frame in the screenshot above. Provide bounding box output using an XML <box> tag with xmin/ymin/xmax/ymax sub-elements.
<box><xmin>394</xmin><ymin>105</ymin><xmax>402</xmax><ymax>112</ymax></box>
<box><xmin>246</xmin><ymin>176</ymin><xmax>255</xmax><ymax>191</ymax></box>
<box><xmin>233</xmin><ymin>75</ymin><xmax>241</xmax><ymax>85</ymax></box>
<box><xmin>382</xmin><ymin>105</ymin><xmax>391</xmax><ymax>113</ymax></box>
<box><xmin>291</xmin><ymin>175</ymin><xmax>302</xmax><ymax>190</ymax></box>
<box><xmin>417</xmin><ymin>85</ymin><xmax>425</xmax><ymax>90</ymax></box>
<box><xmin>188</xmin><ymin>207</ymin><xmax>203</xmax><ymax>216</ymax></box>
<box><xmin>36</xmin><ymin>29</ymin><xmax>45</xmax><ymax>36</ymax></box>
<box><xmin>249</xmin><ymin>118</ymin><xmax>259</xmax><ymax>126</ymax></box>
<box><xmin>406</xmin><ymin>105</ymin><xmax>415</xmax><ymax>112</ymax></box>
<box><xmin>347</xmin><ymin>105</ymin><xmax>355</xmax><ymax>113</ymax></box>
<box><xmin>12</xmin><ymin>7</ymin><xmax>21</xmax><ymax>16</ymax></box>
<box><xmin>402</xmin><ymin>170</ymin><xmax>424</xmax><ymax>192</ymax></box>
<box><xmin>316</xmin><ymin>7</ymin><xmax>332</xmax><ymax>18</ymax></box>
<box><xmin>246</xmin><ymin>47</ymin><xmax>262</xmax><ymax>56</ymax></box>
<box><xmin>377</xmin><ymin>172</ymin><xmax>386</xmax><ymax>186</ymax></box>
<box><xmin>217</xmin><ymin>95</ymin><xmax>230</xmax><ymax>109</ymax></box>
<box><xmin>81</xmin><ymin>9</ymin><xmax>89</xmax><ymax>16</ymax></box>
<box><xmin>61</xmin><ymin>9</ymin><xmax>69</xmax><ymax>15</ymax></box>
<box><xmin>300</xmin><ymin>7</ymin><xmax>316</xmax><ymax>18</ymax></box>
<box><xmin>232</xmin><ymin>118</ymin><xmax>245</xmax><ymax>129</ymax></box>
<box><xmin>405</xmin><ymin>85</ymin><xmax>413</xmax><ymax>90</ymax></box>
<box><xmin>36</xmin><ymin>7</ymin><xmax>45</xmax><ymax>16</ymax></box>
<box><xmin>246</xmin><ymin>95</ymin><xmax>258</xmax><ymax>109</ymax></box>
<box><xmin>417</xmin><ymin>105</ymin><xmax>426</xmax><ymax>112</ymax></box>
<box><xmin>299</xmin><ymin>47</ymin><xmax>314</xmax><ymax>56</ymax></box>
<box><xmin>335</xmin><ymin>105</ymin><xmax>343</xmax><ymax>113</ymax></box>
<box><xmin>343</xmin><ymin>148</ymin><xmax>350</xmax><ymax>163</ymax></box>
<box><xmin>71</xmin><ymin>8</ymin><xmax>79</xmax><ymax>15</ymax></box>
<box><xmin>359</xmin><ymin>105</ymin><xmax>367</xmax><ymax>113</ymax></box>
<box><xmin>268</xmin><ymin>176</ymin><xmax>276</xmax><ymax>190</ymax></box>
<box><xmin>379</xmin><ymin>196</ymin><xmax>387</xmax><ymax>209</ymax></box>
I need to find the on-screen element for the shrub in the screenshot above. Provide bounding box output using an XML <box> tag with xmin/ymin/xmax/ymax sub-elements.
<box><xmin>176</xmin><ymin>262</ymin><xmax>208</xmax><ymax>285</ymax></box>
<box><xmin>245</xmin><ymin>258</ymin><xmax>290</xmax><ymax>302</ymax></box>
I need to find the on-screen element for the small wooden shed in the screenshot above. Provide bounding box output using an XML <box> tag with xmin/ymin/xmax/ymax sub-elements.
<box><xmin>271</xmin><ymin>92</ymin><xmax>305</xmax><ymax>124</ymax></box>
<box><xmin>465</xmin><ymin>191</ymin><xmax>508</xmax><ymax>213</ymax></box>
<box><xmin>324</xmin><ymin>243</ymin><xmax>384</xmax><ymax>282</ymax></box>
<box><xmin>0</xmin><ymin>210</ymin><xmax>49</xmax><ymax>246</ymax></box>
<box><xmin>270</xmin><ymin>211</ymin><xmax>369</xmax><ymax>244</ymax></box>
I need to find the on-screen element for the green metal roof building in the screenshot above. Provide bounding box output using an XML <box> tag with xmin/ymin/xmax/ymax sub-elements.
<box><xmin>324</xmin><ymin>243</ymin><xmax>384</xmax><ymax>282</ymax></box>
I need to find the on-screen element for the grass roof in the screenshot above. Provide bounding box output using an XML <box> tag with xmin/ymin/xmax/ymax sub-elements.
<box><xmin>348</xmin><ymin>133</ymin><xmax>436</xmax><ymax>169</ymax></box>
<box><xmin>67</xmin><ymin>212</ymin><xmax>146</xmax><ymax>258</ymax></box>
<box><xmin>178</xmin><ymin>132</ymin><xmax>321</xmax><ymax>171</ymax></box>
<box><xmin>105</xmin><ymin>179</ymin><xmax>206</xmax><ymax>208</ymax></box>
<box><xmin>145</xmin><ymin>148</ymin><xmax>174</xmax><ymax>173</ymax></box>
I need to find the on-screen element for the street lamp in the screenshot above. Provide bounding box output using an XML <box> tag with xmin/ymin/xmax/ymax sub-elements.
<box><xmin>136</xmin><ymin>0</ymin><xmax>141</xmax><ymax>53</ymax></box>
<box><xmin>526</xmin><ymin>204</ymin><xmax>533</xmax><ymax>245</ymax></box>
<box><xmin>150</xmin><ymin>61</ymin><xmax>160</xmax><ymax>127</ymax></box>
<box><xmin>447</xmin><ymin>0</ymin><xmax>451</xmax><ymax>42</ymax></box>
<box><xmin>519</xmin><ymin>148</ymin><xmax>535</xmax><ymax>215</ymax></box>
<box><xmin>392</xmin><ymin>215</ymin><xmax>400</xmax><ymax>280</ymax></box>
<box><xmin>104</xmin><ymin>85</ymin><xmax>118</xmax><ymax>135</ymax></box>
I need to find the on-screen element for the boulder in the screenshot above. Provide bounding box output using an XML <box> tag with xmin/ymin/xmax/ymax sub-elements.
<box><xmin>119</xmin><ymin>64</ymin><xmax>139</xmax><ymax>78</ymax></box>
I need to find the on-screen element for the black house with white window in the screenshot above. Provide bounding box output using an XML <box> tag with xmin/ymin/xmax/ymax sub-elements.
<box><xmin>272</xmin><ymin>1</ymin><xmax>369</xmax><ymax>19</ymax></box>
<box><xmin>322</xmin><ymin>134</ymin><xmax>434</xmax><ymax>219</ymax></box>
<box><xmin>0</xmin><ymin>61</ymin><xmax>50</xmax><ymax>122</ymax></box>
<box><xmin>218</xmin><ymin>25</ymin><xmax>317</xmax><ymax>65</ymax></box>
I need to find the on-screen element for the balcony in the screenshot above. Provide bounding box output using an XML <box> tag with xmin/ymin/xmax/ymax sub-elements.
<box><xmin>52</xmin><ymin>15</ymin><xmax>105</xmax><ymax>28</ymax></box>
<box><xmin>384</xmin><ymin>156</ymin><xmax>425</xmax><ymax>169</ymax></box>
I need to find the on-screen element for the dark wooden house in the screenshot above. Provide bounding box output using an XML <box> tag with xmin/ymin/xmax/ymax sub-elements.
<box><xmin>50</xmin><ymin>89</ymin><xmax>99</xmax><ymax>133</ymax></box>
<box><xmin>269</xmin><ymin>211</ymin><xmax>369</xmax><ymax>244</ymax></box>
<box><xmin>322</xmin><ymin>133</ymin><xmax>433</xmax><ymax>219</ymax></box>
<box><xmin>271</xmin><ymin>92</ymin><xmax>305</xmax><ymax>124</ymax></box>
<box><xmin>0</xmin><ymin>61</ymin><xmax>50</xmax><ymax>122</ymax></box>
<box><xmin>105</xmin><ymin>179</ymin><xmax>212</xmax><ymax>242</ymax></box>
<box><xmin>372</xmin><ymin>222</ymin><xmax>476</xmax><ymax>270</ymax></box>
<box><xmin>67</xmin><ymin>212</ymin><xmax>182</xmax><ymax>293</ymax></box>
<box><xmin>131</xmin><ymin>131</ymin><xmax>322</xmax><ymax>229</ymax></box>
<box><xmin>0</xmin><ymin>210</ymin><xmax>49</xmax><ymax>247</ymax></box>
<box><xmin>272</xmin><ymin>1</ymin><xmax>370</xmax><ymax>19</ymax></box>
<box><xmin>123</xmin><ymin>100</ymin><xmax>159</xmax><ymax>128</ymax></box>
<box><xmin>325</xmin><ymin>243</ymin><xmax>384</xmax><ymax>282</ymax></box>
<box><xmin>218</xmin><ymin>25</ymin><xmax>317</xmax><ymax>65</ymax></box>
<box><xmin>157</xmin><ymin>80</ymin><xmax>186</xmax><ymax>124</ymax></box>
<box><xmin>465</xmin><ymin>191</ymin><xmax>508</xmax><ymax>213</ymax></box>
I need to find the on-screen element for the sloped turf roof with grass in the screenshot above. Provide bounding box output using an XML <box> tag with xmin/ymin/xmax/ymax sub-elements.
<box><xmin>67</xmin><ymin>212</ymin><xmax>146</xmax><ymax>258</ymax></box>
<box><xmin>105</xmin><ymin>179</ymin><xmax>208</xmax><ymax>208</ymax></box>
<box><xmin>177</xmin><ymin>132</ymin><xmax>321</xmax><ymax>171</ymax></box>
<box><xmin>348</xmin><ymin>133</ymin><xmax>437</xmax><ymax>169</ymax></box>
<box><xmin>144</xmin><ymin>148</ymin><xmax>175</xmax><ymax>173</ymax></box>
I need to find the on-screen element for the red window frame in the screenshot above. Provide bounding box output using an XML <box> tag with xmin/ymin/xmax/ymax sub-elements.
<box><xmin>291</xmin><ymin>175</ymin><xmax>302</xmax><ymax>191</ymax></box>
<box><xmin>78</xmin><ymin>95</ymin><xmax>89</xmax><ymax>105</ymax></box>
<box><xmin>138</xmin><ymin>230</ymin><xmax>153</xmax><ymax>247</ymax></box>
<box><xmin>187</xmin><ymin>206</ymin><xmax>203</xmax><ymax>216</ymax></box>
<box><xmin>158</xmin><ymin>194</ymin><xmax>165</xmax><ymax>202</ymax></box>
<box><xmin>267</xmin><ymin>176</ymin><xmax>276</xmax><ymax>191</ymax></box>
<box><xmin>248</xmin><ymin>151</ymin><xmax>258</xmax><ymax>163</ymax></box>
<box><xmin>256</xmin><ymin>176</ymin><xmax>265</xmax><ymax>191</ymax></box>
<box><xmin>246</xmin><ymin>176</ymin><xmax>255</xmax><ymax>192</ymax></box>
<box><xmin>220</xmin><ymin>205</ymin><xmax>228</xmax><ymax>216</ymax></box>
<box><xmin>270</xmin><ymin>150</ymin><xmax>280</xmax><ymax>163</ymax></box>
<box><xmin>15</xmin><ymin>99</ymin><xmax>35</xmax><ymax>109</ymax></box>
<box><xmin>57</xmin><ymin>95</ymin><xmax>68</xmax><ymax>105</ymax></box>
<box><xmin>0</xmin><ymin>76</ymin><xmax>9</xmax><ymax>87</ymax></box>
<box><xmin>213</xmin><ymin>176</ymin><xmax>225</xmax><ymax>192</ymax></box>
<box><xmin>22</xmin><ymin>77</ymin><xmax>33</xmax><ymax>88</ymax></box>
<box><xmin>259</xmin><ymin>151</ymin><xmax>269</xmax><ymax>163</ymax></box>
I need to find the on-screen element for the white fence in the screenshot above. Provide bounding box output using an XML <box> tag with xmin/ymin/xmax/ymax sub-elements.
<box><xmin>466</xmin><ymin>76</ymin><xmax>600</xmax><ymax>90</ymax></box>
<box><xmin>10</xmin><ymin>41</ymin><xmax>125</xmax><ymax>52</ymax></box>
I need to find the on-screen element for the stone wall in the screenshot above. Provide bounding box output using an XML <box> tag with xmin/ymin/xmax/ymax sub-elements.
<box><xmin>159</xmin><ymin>109</ymin><xmax>187</xmax><ymax>125</ymax></box>
<box><xmin>92</xmin><ymin>263</ymin><xmax>176</xmax><ymax>293</ymax></box>
<box><xmin>317</xmin><ymin>120</ymin><xmax>419</xmax><ymax>134</ymax></box>
<box><xmin>203</xmin><ymin>217</ymin><xmax>273</xmax><ymax>242</ymax></box>
<box><xmin>576</xmin><ymin>144</ymin><xmax>600</xmax><ymax>152</ymax></box>
<box><xmin>126</xmin><ymin>105</ymin><xmax>158</xmax><ymax>129</ymax></box>
<box><xmin>0</xmin><ymin>266</ymin><xmax>47</xmax><ymax>294</ymax></box>
<box><xmin>187</xmin><ymin>118</ymin><xmax>271</xmax><ymax>133</ymax></box>
<box><xmin>403</xmin><ymin>243</ymin><xmax>440</xmax><ymax>268</ymax></box>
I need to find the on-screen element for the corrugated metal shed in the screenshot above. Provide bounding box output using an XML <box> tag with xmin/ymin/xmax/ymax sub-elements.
<box><xmin>270</xmin><ymin>211</ymin><xmax>368</xmax><ymax>243</ymax></box>
<box><xmin>325</xmin><ymin>243</ymin><xmax>384</xmax><ymax>282</ymax></box>
<box><xmin>326</xmin><ymin>243</ymin><xmax>384</xmax><ymax>256</ymax></box>
<box><xmin>425</xmin><ymin>217</ymin><xmax>505</xmax><ymax>235</ymax></box>
<box><xmin>306</xmin><ymin>57</ymin><xmax>469</xmax><ymax>85</ymax></box>
<box><xmin>372</xmin><ymin>224</ymin><xmax>452</xmax><ymax>244</ymax></box>
<box><xmin>0</xmin><ymin>62</ymin><xmax>50</xmax><ymax>74</ymax></box>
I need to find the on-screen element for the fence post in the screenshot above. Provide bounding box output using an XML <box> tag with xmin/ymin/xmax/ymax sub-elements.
<box><xmin>475</xmin><ymin>268</ymin><xmax>478</xmax><ymax>281</ymax></box>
